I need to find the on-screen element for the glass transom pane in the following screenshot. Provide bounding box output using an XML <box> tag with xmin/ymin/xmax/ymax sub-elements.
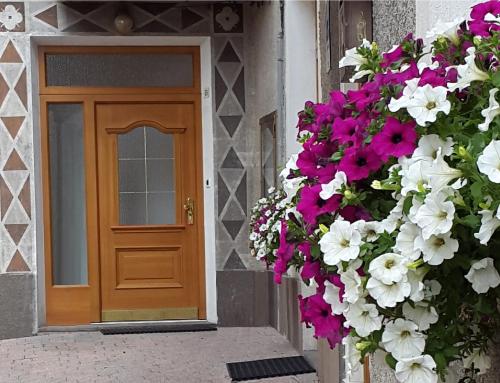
<box><xmin>118</xmin><ymin>127</ymin><xmax>175</xmax><ymax>225</ymax></box>
<box><xmin>45</xmin><ymin>53</ymin><xmax>193</xmax><ymax>88</ymax></box>
<box><xmin>48</xmin><ymin>103</ymin><xmax>88</xmax><ymax>285</ymax></box>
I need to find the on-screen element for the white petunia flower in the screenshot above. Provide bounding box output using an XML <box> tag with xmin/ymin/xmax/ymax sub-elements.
<box><xmin>368</xmin><ymin>253</ymin><xmax>409</xmax><ymax>284</ymax></box>
<box><xmin>474</xmin><ymin>209</ymin><xmax>500</xmax><ymax>245</ymax></box>
<box><xmin>283</xmin><ymin>176</ymin><xmax>306</xmax><ymax>203</ymax></box>
<box><xmin>279</xmin><ymin>154</ymin><xmax>299</xmax><ymax>180</ymax></box>
<box><xmin>323</xmin><ymin>281</ymin><xmax>347</xmax><ymax>315</ymax></box>
<box><xmin>427</xmin><ymin>151</ymin><xmax>462</xmax><ymax>190</ymax></box>
<box><xmin>395</xmin><ymin>355</ymin><xmax>438</xmax><ymax>383</ymax></box>
<box><xmin>379</xmin><ymin>198</ymin><xmax>405</xmax><ymax>234</ymax></box>
<box><xmin>353</xmin><ymin>220</ymin><xmax>382</xmax><ymax>242</ymax></box>
<box><xmin>408</xmin><ymin>196</ymin><xmax>423</xmax><ymax>224</ymax></box>
<box><xmin>400</xmin><ymin>159</ymin><xmax>432</xmax><ymax>196</ymax></box>
<box><xmin>388</xmin><ymin>78</ymin><xmax>420</xmax><ymax>112</ymax></box>
<box><xmin>448</xmin><ymin>47</ymin><xmax>490</xmax><ymax>91</ymax></box>
<box><xmin>407</xmin><ymin>268</ymin><xmax>427</xmax><ymax>302</ymax></box>
<box><xmin>423</xmin><ymin>280</ymin><xmax>442</xmax><ymax>299</ymax></box>
<box><xmin>414</xmin><ymin>232</ymin><xmax>459</xmax><ymax>265</ymax></box>
<box><xmin>320</xmin><ymin>171</ymin><xmax>347</xmax><ymax>200</ymax></box>
<box><xmin>412</xmin><ymin>134</ymin><xmax>454</xmax><ymax>161</ymax></box>
<box><xmin>344</xmin><ymin>298</ymin><xmax>383</xmax><ymax>337</ymax></box>
<box><xmin>320</xmin><ymin>220</ymin><xmax>362</xmax><ymax>266</ymax></box>
<box><xmin>366</xmin><ymin>276</ymin><xmax>411</xmax><ymax>308</ymax></box>
<box><xmin>425</xmin><ymin>17</ymin><xmax>464</xmax><ymax>43</ymax></box>
<box><xmin>414</xmin><ymin>190</ymin><xmax>455</xmax><ymax>240</ymax></box>
<box><xmin>340</xmin><ymin>268</ymin><xmax>363</xmax><ymax>304</ymax></box>
<box><xmin>465</xmin><ymin>257</ymin><xmax>500</xmax><ymax>294</ymax></box>
<box><xmin>403</xmin><ymin>302</ymin><xmax>439</xmax><ymax>331</ymax></box>
<box><xmin>350</xmin><ymin>69</ymin><xmax>373</xmax><ymax>83</ymax></box>
<box><xmin>339</xmin><ymin>39</ymin><xmax>371</xmax><ymax>69</ymax></box>
<box><xmin>477</xmin><ymin>140</ymin><xmax>500</xmax><ymax>183</ymax></box>
<box><xmin>382</xmin><ymin>318</ymin><xmax>426</xmax><ymax>360</ymax></box>
<box><xmin>463</xmin><ymin>348</ymin><xmax>491</xmax><ymax>375</ymax></box>
<box><xmin>394</xmin><ymin>222</ymin><xmax>422</xmax><ymax>261</ymax></box>
<box><xmin>406</xmin><ymin>85</ymin><xmax>451</xmax><ymax>126</ymax></box>
<box><xmin>479</xmin><ymin>88</ymin><xmax>500</xmax><ymax>131</ymax></box>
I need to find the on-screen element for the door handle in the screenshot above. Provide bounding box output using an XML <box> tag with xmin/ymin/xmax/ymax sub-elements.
<box><xmin>183</xmin><ymin>197</ymin><xmax>194</xmax><ymax>225</ymax></box>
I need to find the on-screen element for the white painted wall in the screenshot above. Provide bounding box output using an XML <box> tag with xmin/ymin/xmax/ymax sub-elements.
<box><xmin>284</xmin><ymin>0</ymin><xmax>318</xmax><ymax>160</ymax></box>
<box><xmin>416</xmin><ymin>0</ymin><xmax>478</xmax><ymax>39</ymax></box>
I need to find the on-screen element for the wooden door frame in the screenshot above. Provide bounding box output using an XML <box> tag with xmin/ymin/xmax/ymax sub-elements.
<box><xmin>38</xmin><ymin>45</ymin><xmax>207</xmax><ymax>325</ymax></box>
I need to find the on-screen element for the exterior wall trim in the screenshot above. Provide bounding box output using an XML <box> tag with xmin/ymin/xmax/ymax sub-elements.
<box><xmin>30</xmin><ymin>35</ymin><xmax>217</xmax><ymax>328</ymax></box>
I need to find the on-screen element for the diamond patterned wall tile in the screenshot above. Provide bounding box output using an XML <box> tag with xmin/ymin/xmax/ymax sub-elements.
<box><xmin>221</xmin><ymin>147</ymin><xmax>243</xmax><ymax>169</ymax></box>
<box><xmin>217</xmin><ymin>173</ymin><xmax>230</xmax><ymax>217</ymax></box>
<box><xmin>219</xmin><ymin>115</ymin><xmax>241</xmax><ymax>138</ymax></box>
<box><xmin>13</xmin><ymin>68</ymin><xmax>26</xmax><ymax>109</ymax></box>
<box><xmin>235</xmin><ymin>172</ymin><xmax>247</xmax><ymax>213</ymax></box>
<box><xmin>158</xmin><ymin>8</ymin><xmax>182</xmax><ymax>31</ymax></box>
<box><xmin>33</xmin><ymin>5</ymin><xmax>58</xmax><ymax>29</ymax></box>
<box><xmin>219</xmin><ymin>41</ymin><xmax>240</xmax><ymax>63</ymax></box>
<box><xmin>63</xmin><ymin>2</ymin><xmax>104</xmax><ymax>15</ymax></box>
<box><xmin>1</xmin><ymin>116</ymin><xmax>24</xmax><ymax>139</ymax></box>
<box><xmin>182</xmin><ymin>8</ymin><xmax>203</xmax><ymax>30</ymax></box>
<box><xmin>0</xmin><ymin>175</ymin><xmax>12</xmax><ymax>219</ymax></box>
<box><xmin>224</xmin><ymin>249</ymin><xmax>246</xmax><ymax>270</ymax></box>
<box><xmin>134</xmin><ymin>2</ymin><xmax>175</xmax><ymax>16</ymax></box>
<box><xmin>0</xmin><ymin>71</ymin><xmax>8</xmax><ymax>107</ymax></box>
<box><xmin>214</xmin><ymin>67</ymin><xmax>227</xmax><ymax>111</ymax></box>
<box><xmin>18</xmin><ymin>175</ymin><xmax>30</xmax><ymax>218</ymax></box>
<box><xmin>3</xmin><ymin>148</ymin><xmax>26</xmax><ymax>170</ymax></box>
<box><xmin>217</xmin><ymin>62</ymin><xmax>242</xmax><ymax>88</ymax></box>
<box><xmin>134</xmin><ymin>20</ymin><xmax>176</xmax><ymax>34</ymax></box>
<box><xmin>222</xmin><ymin>219</ymin><xmax>244</xmax><ymax>240</ymax></box>
<box><xmin>63</xmin><ymin>19</ymin><xmax>106</xmax><ymax>33</ymax></box>
<box><xmin>0</xmin><ymin>41</ymin><xmax>21</xmax><ymax>63</ymax></box>
<box><xmin>6</xmin><ymin>250</ymin><xmax>29</xmax><ymax>272</ymax></box>
<box><xmin>233</xmin><ymin>68</ymin><xmax>245</xmax><ymax>111</ymax></box>
<box><xmin>4</xmin><ymin>223</ymin><xmax>26</xmax><ymax>245</ymax></box>
<box><xmin>213</xmin><ymin>3</ymin><xmax>243</xmax><ymax>34</ymax></box>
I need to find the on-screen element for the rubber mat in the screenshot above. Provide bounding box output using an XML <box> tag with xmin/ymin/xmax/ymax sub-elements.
<box><xmin>100</xmin><ymin>323</ymin><xmax>217</xmax><ymax>335</ymax></box>
<box><xmin>226</xmin><ymin>356</ymin><xmax>315</xmax><ymax>381</ymax></box>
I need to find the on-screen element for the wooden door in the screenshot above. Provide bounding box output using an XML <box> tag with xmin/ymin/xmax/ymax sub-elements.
<box><xmin>96</xmin><ymin>102</ymin><xmax>204</xmax><ymax>321</ymax></box>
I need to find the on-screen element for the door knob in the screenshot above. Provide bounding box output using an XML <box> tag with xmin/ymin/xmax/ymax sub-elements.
<box><xmin>184</xmin><ymin>197</ymin><xmax>194</xmax><ymax>225</ymax></box>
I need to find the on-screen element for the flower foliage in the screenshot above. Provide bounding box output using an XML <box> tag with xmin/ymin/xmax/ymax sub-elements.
<box><xmin>253</xmin><ymin>1</ymin><xmax>500</xmax><ymax>382</ymax></box>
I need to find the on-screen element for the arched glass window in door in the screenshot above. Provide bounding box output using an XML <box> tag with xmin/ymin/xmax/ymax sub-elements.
<box><xmin>117</xmin><ymin>127</ymin><xmax>176</xmax><ymax>225</ymax></box>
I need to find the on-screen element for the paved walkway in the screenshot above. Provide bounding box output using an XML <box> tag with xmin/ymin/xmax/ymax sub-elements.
<box><xmin>0</xmin><ymin>327</ymin><xmax>318</xmax><ymax>383</ymax></box>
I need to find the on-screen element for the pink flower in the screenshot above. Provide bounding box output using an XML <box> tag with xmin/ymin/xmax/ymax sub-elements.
<box><xmin>273</xmin><ymin>221</ymin><xmax>294</xmax><ymax>284</ymax></box>
<box><xmin>347</xmin><ymin>82</ymin><xmax>381</xmax><ymax>111</ymax></box>
<box><xmin>371</xmin><ymin>117</ymin><xmax>417</xmax><ymax>161</ymax></box>
<box><xmin>381</xmin><ymin>45</ymin><xmax>404</xmax><ymax>68</ymax></box>
<box><xmin>469</xmin><ymin>1</ymin><xmax>500</xmax><ymax>37</ymax></box>
<box><xmin>332</xmin><ymin>117</ymin><xmax>360</xmax><ymax>145</ymax></box>
<box><xmin>328</xmin><ymin>90</ymin><xmax>348</xmax><ymax>117</ymax></box>
<box><xmin>299</xmin><ymin>243</ymin><xmax>321</xmax><ymax>281</ymax></box>
<box><xmin>338</xmin><ymin>146</ymin><xmax>382</xmax><ymax>181</ymax></box>
<box><xmin>297</xmin><ymin>185</ymin><xmax>341</xmax><ymax>226</ymax></box>
<box><xmin>339</xmin><ymin>205</ymin><xmax>372</xmax><ymax>222</ymax></box>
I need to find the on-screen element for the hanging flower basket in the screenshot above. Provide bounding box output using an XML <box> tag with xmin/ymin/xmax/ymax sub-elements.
<box><xmin>250</xmin><ymin>1</ymin><xmax>500</xmax><ymax>382</ymax></box>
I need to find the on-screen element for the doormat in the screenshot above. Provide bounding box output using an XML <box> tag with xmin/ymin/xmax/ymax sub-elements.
<box><xmin>226</xmin><ymin>356</ymin><xmax>315</xmax><ymax>381</ymax></box>
<box><xmin>100</xmin><ymin>323</ymin><xmax>217</xmax><ymax>335</ymax></box>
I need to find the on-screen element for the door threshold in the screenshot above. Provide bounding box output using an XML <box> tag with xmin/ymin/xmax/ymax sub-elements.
<box><xmin>38</xmin><ymin>320</ymin><xmax>215</xmax><ymax>333</ymax></box>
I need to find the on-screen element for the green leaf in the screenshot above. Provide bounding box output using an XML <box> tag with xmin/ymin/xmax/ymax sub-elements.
<box><xmin>385</xmin><ymin>353</ymin><xmax>397</xmax><ymax>370</ymax></box>
<box><xmin>434</xmin><ymin>353</ymin><xmax>447</xmax><ymax>371</ymax></box>
<box><xmin>403</xmin><ymin>196</ymin><xmax>413</xmax><ymax>215</ymax></box>
<box><xmin>492</xmin><ymin>71</ymin><xmax>500</xmax><ymax>88</ymax></box>
<box><xmin>311</xmin><ymin>245</ymin><xmax>321</xmax><ymax>260</ymax></box>
<box><xmin>470</xmin><ymin>181</ymin><xmax>483</xmax><ymax>201</ymax></box>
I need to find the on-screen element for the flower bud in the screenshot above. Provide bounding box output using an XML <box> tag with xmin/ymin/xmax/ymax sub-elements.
<box><xmin>355</xmin><ymin>341</ymin><xmax>372</xmax><ymax>352</ymax></box>
<box><xmin>473</xmin><ymin>36</ymin><xmax>482</xmax><ymax>46</ymax></box>
<box><xmin>457</xmin><ymin>146</ymin><xmax>471</xmax><ymax>161</ymax></box>
<box><xmin>371</xmin><ymin>180</ymin><xmax>383</xmax><ymax>190</ymax></box>
<box><xmin>407</xmin><ymin>259</ymin><xmax>424</xmax><ymax>270</ymax></box>
<box><xmin>319</xmin><ymin>224</ymin><xmax>329</xmax><ymax>234</ymax></box>
<box><xmin>344</xmin><ymin>190</ymin><xmax>355</xmax><ymax>200</ymax></box>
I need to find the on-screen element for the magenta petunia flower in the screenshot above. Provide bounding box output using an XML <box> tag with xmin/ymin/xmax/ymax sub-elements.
<box><xmin>303</xmin><ymin>293</ymin><xmax>344</xmax><ymax>347</ymax></box>
<box><xmin>328</xmin><ymin>90</ymin><xmax>348</xmax><ymax>118</ymax></box>
<box><xmin>332</xmin><ymin>117</ymin><xmax>359</xmax><ymax>145</ymax></box>
<box><xmin>469</xmin><ymin>0</ymin><xmax>500</xmax><ymax>36</ymax></box>
<box><xmin>297</xmin><ymin>140</ymin><xmax>338</xmax><ymax>183</ymax></box>
<box><xmin>347</xmin><ymin>81</ymin><xmax>381</xmax><ymax>111</ymax></box>
<box><xmin>371</xmin><ymin>117</ymin><xmax>417</xmax><ymax>161</ymax></box>
<box><xmin>338</xmin><ymin>146</ymin><xmax>382</xmax><ymax>181</ymax></box>
<box><xmin>297</xmin><ymin>185</ymin><xmax>341</xmax><ymax>226</ymax></box>
<box><xmin>299</xmin><ymin>243</ymin><xmax>321</xmax><ymax>281</ymax></box>
<box><xmin>273</xmin><ymin>221</ymin><xmax>294</xmax><ymax>284</ymax></box>
<box><xmin>381</xmin><ymin>45</ymin><xmax>404</xmax><ymax>68</ymax></box>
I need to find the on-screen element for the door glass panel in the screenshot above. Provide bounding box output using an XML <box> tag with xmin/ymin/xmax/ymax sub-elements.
<box><xmin>118</xmin><ymin>127</ymin><xmax>176</xmax><ymax>225</ymax></box>
<box><xmin>45</xmin><ymin>53</ymin><xmax>193</xmax><ymax>88</ymax></box>
<box><xmin>48</xmin><ymin>103</ymin><xmax>88</xmax><ymax>285</ymax></box>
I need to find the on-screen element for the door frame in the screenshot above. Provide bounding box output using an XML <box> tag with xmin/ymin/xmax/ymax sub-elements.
<box><xmin>31</xmin><ymin>37</ymin><xmax>217</xmax><ymax>328</ymax></box>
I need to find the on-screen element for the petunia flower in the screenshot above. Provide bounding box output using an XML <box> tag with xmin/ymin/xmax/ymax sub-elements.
<box><xmin>394</xmin><ymin>222</ymin><xmax>422</xmax><ymax>261</ymax></box>
<box><xmin>395</xmin><ymin>355</ymin><xmax>438</xmax><ymax>383</ymax></box>
<box><xmin>368</xmin><ymin>253</ymin><xmax>409</xmax><ymax>284</ymax></box>
<box><xmin>425</xmin><ymin>17</ymin><xmax>464</xmax><ymax>43</ymax></box>
<box><xmin>402</xmin><ymin>302</ymin><xmax>439</xmax><ymax>331</ymax></box>
<box><xmin>465</xmin><ymin>257</ymin><xmax>500</xmax><ymax>293</ymax></box>
<box><xmin>366</xmin><ymin>276</ymin><xmax>411</xmax><ymax>308</ymax></box>
<box><xmin>406</xmin><ymin>85</ymin><xmax>451</xmax><ymax>126</ymax></box>
<box><xmin>371</xmin><ymin>117</ymin><xmax>417</xmax><ymax>161</ymax></box>
<box><xmin>343</xmin><ymin>298</ymin><xmax>382</xmax><ymax>337</ymax></box>
<box><xmin>477</xmin><ymin>139</ymin><xmax>500</xmax><ymax>183</ymax></box>
<box><xmin>338</xmin><ymin>146</ymin><xmax>382</xmax><ymax>181</ymax></box>
<box><xmin>273</xmin><ymin>221</ymin><xmax>294</xmax><ymax>284</ymax></box>
<box><xmin>448</xmin><ymin>47</ymin><xmax>490</xmax><ymax>91</ymax></box>
<box><xmin>323</xmin><ymin>280</ymin><xmax>347</xmax><ymax>315</ymax></box>
<box><xmin>339</xmin><ymin>39</ymin><xmax>371</xmax><ymax>70</ymax></box>
<box><xmin>381</xmin><ymin>318</ymin><xmax>426</xmax><ymax>360</ymax></box>
<box><xmin>297</xmin><ymin>185</ymin><xmax>340</xmax><ymax>226</ymax></box>
<box><xmin>414</xmin><ymin>232</ymin><xmax>459</xmax><ymax>265</ymax></box>
<box><xmin>411</xmin><ymin>134</ymin><xmax>454</xmax><ymax>161</ymax></box>
<box><xmin>343</xmin><ymin>336</ymin><xmax>362</xmax><ymax>379</ymax></box>
<box><xmin>319</xmin><ymin>220</ymin><xmax>362</xmax><ymax>266</ymax></box>
<box><xmin>332</xmin><ymin>117</ymin><xmax>361</xmax><ymax>145</ymax></box>
<box><xmin>479</xmin><ymin>88</ymin><xmax>500</xmax><ymax>131</ymax></box>
<box><xmin>474</xmin><ymin>209</ymin><xmax>500</xmax><ymax>245</ymax></box>
<box><xmin>413</xmin><ymin>190</ymin><xmax>455</xmax><ymax>240</ymax></box>
<box><xmin>339</xmin><ymin>267</ymin><xmax>363</xmax><ymax>304</ymax></box>
<box><xmin>320</xmin><ymin>171</ymin><xmax>347</xmax><ymax>200</ymax></box>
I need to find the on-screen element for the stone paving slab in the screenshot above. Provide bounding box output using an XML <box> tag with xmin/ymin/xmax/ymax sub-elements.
<box><xmin>0</xmin><ymin>327</ymin><xmax>319</xmax><ymax>383</ymax></box>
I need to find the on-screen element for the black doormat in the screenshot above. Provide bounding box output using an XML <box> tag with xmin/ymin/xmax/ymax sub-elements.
<box><xmin>227</xmin><ymin>356</ymin><xmax>315</xmax><ymax>381</ymax></box>
<box><xmin>100</xmin><ymin>323</ymin><xmax>217</xmax><ymax>335</ymax></box>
